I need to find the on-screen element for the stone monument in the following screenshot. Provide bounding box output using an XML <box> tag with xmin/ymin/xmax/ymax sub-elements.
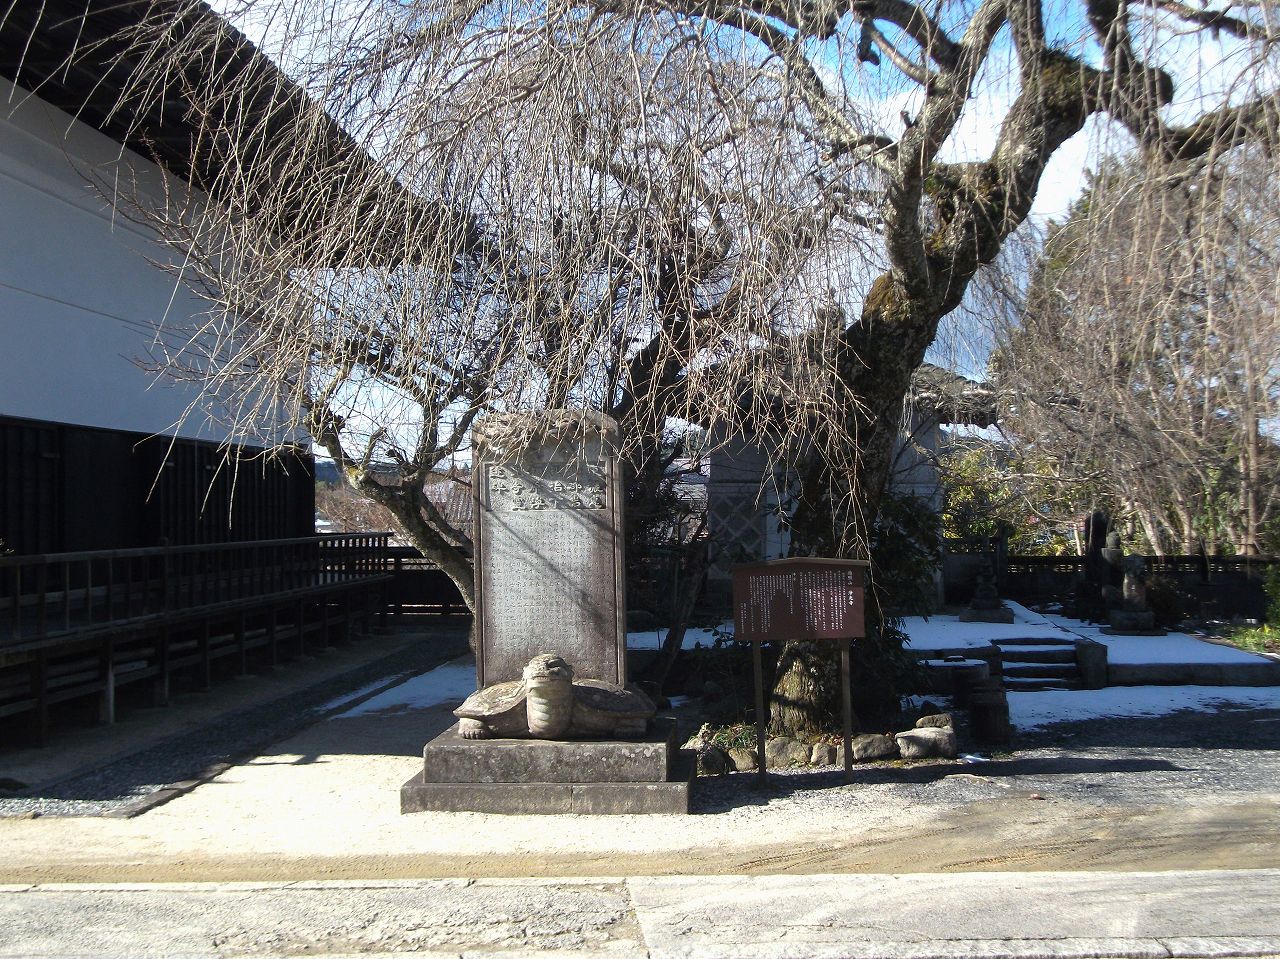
<box><xmin>1099</xmin><ymin>531</ymin><xmax>1127</xmax><ymax>608</ymax></box>
<box><xmin>400</xmin><ymin>411</ymin><xmax>692</xmax><ymax>815</ymax></box>
<box><xmin>1103</xmin><ymin>554</ymin><xmax>1166</xmax><ymax>635</ymax></box>
<box><xmin>1073</xmin><ymin>511</ymin><xmax>1112</xmax><ymax>622</ymax></box>
<box><xmin>959</xmin><ymin>562</ymin><xmax>1014</xmax><ymax>623</ymax></box>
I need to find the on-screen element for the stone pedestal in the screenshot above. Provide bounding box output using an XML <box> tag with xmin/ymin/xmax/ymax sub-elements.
<box><xmin>1102</xmin><ymin>609</ymin><xmax>1166</xmax><ymax>636</ymax></box>
<box><xmin>958</xmin><ymin>607</ymin><xmax>1014</xmax><ymax>624</ymax></box>
<box><xmin>401</xmin><ymin>717</ymin><xmax>693</xmax><ymax>815</ymax></box>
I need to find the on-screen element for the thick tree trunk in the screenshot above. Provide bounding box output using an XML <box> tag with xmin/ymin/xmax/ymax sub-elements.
<box><xmin>770</xmin><ymin>280</ymin><xmax>926</xmax><ymax>737</ymax></box>
<box><xmin>647</xmin><ymin>533</ymin><xmax>709</xmax><ymax>693</ymax></box>
<box><xmin>768</xmin><ymin>641</ymin><xmax>842</xmax><ymax>737</ymax></box>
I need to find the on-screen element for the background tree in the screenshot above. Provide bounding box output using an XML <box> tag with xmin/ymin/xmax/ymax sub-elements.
<box><xmin>53</xmin><ymin>0</ymin><xmax>1280</xmax><ymax>732</ymax></box>
<box><xmin>992</xmin><ymin>154</ymin><xmax>1280</xmax><ymax>556</ymax></box>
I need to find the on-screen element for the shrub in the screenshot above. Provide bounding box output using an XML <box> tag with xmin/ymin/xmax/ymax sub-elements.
<box><xmin>1265</xmin><ymin>567</ymin><xmax>1280</xmax><ymax>626</ymax></box>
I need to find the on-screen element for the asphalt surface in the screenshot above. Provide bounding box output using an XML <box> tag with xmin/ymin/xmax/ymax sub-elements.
<box><xmin>3</xmin><ymin>870</ymin><xmax>1280</xmax><ymax>958</ymax></box>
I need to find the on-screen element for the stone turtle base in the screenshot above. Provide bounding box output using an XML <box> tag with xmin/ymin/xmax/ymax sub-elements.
<box><xmin>400</xmin><ymin>717</ymin><xmax>694</xmax><ymax>814</ymax></box>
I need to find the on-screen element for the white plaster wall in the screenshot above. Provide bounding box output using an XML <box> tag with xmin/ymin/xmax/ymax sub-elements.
<box><xmin>0</xmin><ymin>77</ymin><xmax>255</xmax><ymax>444</ymax></box>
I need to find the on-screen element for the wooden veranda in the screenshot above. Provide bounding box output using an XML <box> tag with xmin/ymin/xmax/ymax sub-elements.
<box><xmin>0</xmin><ymin>533</ymin><xmax>393</xmax><ymax>743</ymax></box>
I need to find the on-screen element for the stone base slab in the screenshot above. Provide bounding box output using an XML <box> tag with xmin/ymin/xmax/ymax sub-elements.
<box><xmin>421</xmin><ymin>718</ymin><xmax>675</xmax><ymax>784</ymax></box>
<box><xmin>1107</xmin><ymin>609</ymin><xmax>1162</xmax><ymax>633</ymax></box>
<box><xmin>402</xmin><ymin>717</ymin><xmax>693</xmax><ymax>814</ymax></box>
<box><xmin>400</xmin><ymin>761</ymin><xmax>693</xmax><ymax>815</ymax></box>
<box><xmin>1108</xmin><ymin>661</ymin><xmax>1280</xmax><ymax>686</ymax></box>
<box><xmin>959</xmin><ymin>607</ymin><xmax>1015</xmax><ymax>623</ymax></box>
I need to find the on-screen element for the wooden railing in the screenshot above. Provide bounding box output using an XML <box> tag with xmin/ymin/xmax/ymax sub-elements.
<box><xmin>385</xmin><ymin>546</ymin><xmax>469</xmax><ymax>616</ymax></box>
<box><xmin>0</xmin><ymin>533</ymin><xmax>390</xmax><ymax>648</ymax></box>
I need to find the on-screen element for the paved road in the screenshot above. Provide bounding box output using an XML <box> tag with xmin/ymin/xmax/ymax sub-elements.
<box><xmin>4</xmin><ymin>869</ymin><xmax>1279</xmax><ymax>958</ymax></box>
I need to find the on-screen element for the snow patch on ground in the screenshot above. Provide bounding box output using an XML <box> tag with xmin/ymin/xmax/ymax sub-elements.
<box><xmin>1037</xmin><ymin>613</ymin><xmax>1270</xmax><ymax>664</ymax></box>
<box><xmin>330</xmin><ymin>663</ymin><xmax>477</xmax><ymax>718</ymax></box>
<box><xmin>902</xmin><ymin>602</ymin><xmax>1072</xmax><ymax>650</ymax></box>
<box><xmin>315</xmin><ymin>678</ymin><xmax>404</xmax><ymax>715</ymax></box>
<box><xmin>627</xmin><ymin>600</ymin><xmax>1270</xmax><ymax>667</ymax></box>
<box><xmin>1010</xmin><ymin>685</ymin><xmax>1280</xmax><ymax>730</ymax></box>
<box><xmin>627</xmin><ymin>623</ymin><xmax>732</xmax><ymax>650</ymax></box>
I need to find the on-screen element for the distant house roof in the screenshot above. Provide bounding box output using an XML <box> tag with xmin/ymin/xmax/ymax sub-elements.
<box><xmin>909</xmin><ymin>363</ymin><xmax>998</xmax><ymax>428</ymax></box>
<box><xmin>424</xmin><ymin>475</ymin><xmax>473</xmax><ymax>535</ymax></box>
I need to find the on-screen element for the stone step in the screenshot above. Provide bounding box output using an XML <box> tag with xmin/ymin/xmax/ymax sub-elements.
<box><xmin>992</xmin><ymin>637</ymin><xmax>1077</xmax><ymax>647</ymax></box>
<box><xmin>1002</xmin><ymin>663</ymin><xmax>1081</xmax><ymax>680</ymax></box>
<box><xmin>1003</xmin><ymin>677</ymin><xmax>1083</xmax><ymax>691</ymax></box>
<box><xmin>999</xmin><ymin>647</ymin><xmax>1078</xmax><ymax>665</ymax></box>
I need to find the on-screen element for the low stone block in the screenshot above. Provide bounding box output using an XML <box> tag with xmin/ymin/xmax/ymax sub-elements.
<box><xmin>400</xmin><ymin>770</ymin><xmax>692</xmax><ymax>815</ymax></box>
<box><xmin>958</xmin><ymin>607</ymin><xmax>1015</xmax><ymax>624</ymax></box>
<box><xmin>422</xmin><ymin>718</ymin><xmax>675</xmax><ymax>784</ymax></box>
<box><xmin>1075</xmin><ymin>638</ymin><xmax>1108</xmax><ymax>689</ymax></box>
<box><xmin>895</xmin><ymin>727</ymin><xmax>957</xmax><ymax>760</ymax></box>
<box><xmin>1106</xmin><ymin>609</ymin><xmax>1163</xmax><ymax>634</ymax></box>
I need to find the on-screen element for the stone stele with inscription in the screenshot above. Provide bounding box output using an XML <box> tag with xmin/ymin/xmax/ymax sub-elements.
<box><xmin>472</xmin><ymin>411</ymin><xmax>627</xmax><ymax>689</ymax></box>
<box><xmin>402</xmin><ymin>411</ymin><xmax>687</xmax><ymax>814</ymax></box>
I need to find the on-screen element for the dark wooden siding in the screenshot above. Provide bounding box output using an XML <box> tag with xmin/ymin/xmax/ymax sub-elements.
<box><xmin>0</xmin><ymin>419</ymin><xmax>62</xmax><ymax>554</ymax></box>
<box><xmin>0</xmin><ymin>416</ymin><xmax>314</xmax><ymax>554</ymax></box>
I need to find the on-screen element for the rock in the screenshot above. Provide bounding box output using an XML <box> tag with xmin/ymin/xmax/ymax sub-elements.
<box><xmin>836</xmin><ymin>734</ymin><xmax>898</xmax><ymax>764</ymax></box>
<box><xmin>918</xmin><ymin>700</ymin><xmax>941</xmax><ymax>717</ymax></box>
<box><xmin>810</xmin><ymin>743</ymin><xmax>837</xmax><ymax>766</ymax></box>
<box><xmin>915</xmin><ymin>712</ymin><xmax>953</xmax><ymax>729</ymax></box>
<box><xmin>697</xmin><ymin>745</ymin><xmax>731</xmax><ymax>776</ymax></box>
<box><xmin>681</xmin><ymin>723</ymin><xmax>716</xmax><ymax>751</ymax></box>
<box><xmin>764</xmin><ymin>736</ymin><xmax>811</xmax><ymax>767</ymax></box>
<box><xmin>728</xmin><ymin>747</ymin><xmax>759</xmax><ymax>772</ymax></box>
<box><xmin>895</xmin><ymin>727</ymin><xmax>958</xmax><ymax>760</ymax></box>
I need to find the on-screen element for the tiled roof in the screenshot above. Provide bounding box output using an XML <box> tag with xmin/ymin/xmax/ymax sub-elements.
<box><xmin>423</xmin><ymin>475</ymin><xmax>473</xmax><ymax>535</ymax></box>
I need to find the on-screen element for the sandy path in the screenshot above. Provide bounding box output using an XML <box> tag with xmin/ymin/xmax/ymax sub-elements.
<box><xmin>3</xmin><ymin>687</ymin><xmax>1279</xmax><ymax>883</ymax></box>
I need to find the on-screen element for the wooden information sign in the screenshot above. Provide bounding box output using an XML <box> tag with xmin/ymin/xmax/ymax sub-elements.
<box><xmin>731</xmin><ymin>558</ymin><xmax>869</xmax><ymax>785</ymax></box>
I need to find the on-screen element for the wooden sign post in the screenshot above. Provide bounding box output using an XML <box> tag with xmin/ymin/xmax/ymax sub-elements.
<box><xmin>732</xmin><ymin>558</ymin><xmax>869</xmax><ymax>786</ymax></box>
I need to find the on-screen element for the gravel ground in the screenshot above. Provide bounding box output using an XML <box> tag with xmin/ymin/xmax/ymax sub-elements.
<box><xmin>690</xmin><ymin>702</ymin><xmax>1280</xmax><ymax>816</ymax></box>
<box><xmin>0</xmin><ymin>627</ymin><xmax>469</xmax><ymax>819</ymax></box>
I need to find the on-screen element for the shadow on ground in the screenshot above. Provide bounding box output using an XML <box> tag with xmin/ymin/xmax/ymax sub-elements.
<box><xmin>1007</xmin><ymin>706</ymin><xmax>1280</xmax><ymax>751</ymax></box>
<box><xmin>1</xmin><ymin>630</ymin><xmax>469</xmax><ymax>807</ymax></box>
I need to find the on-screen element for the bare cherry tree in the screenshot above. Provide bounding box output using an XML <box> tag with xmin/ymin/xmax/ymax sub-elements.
<box><xmin>88</xmin><ymin>0</ymin><xmax>875</xmax><ymax>621</ymax></box>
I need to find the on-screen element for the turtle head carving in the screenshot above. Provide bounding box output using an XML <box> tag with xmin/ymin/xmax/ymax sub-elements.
<box><xmin>522</xmin><ymin>654</ymin><xmax>573</xmax><ymax>684</ymax></box>
<box><xmin>521</xmin><ymin>654</ymin><xmax>574</xmax><ymax>738</ymax></box>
